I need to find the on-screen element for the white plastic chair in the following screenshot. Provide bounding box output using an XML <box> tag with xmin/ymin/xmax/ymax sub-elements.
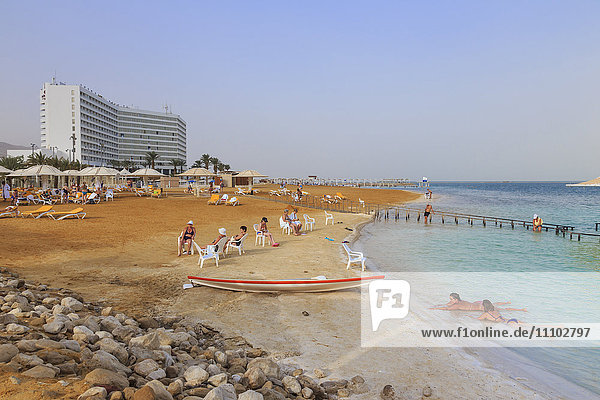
<box><xmin>253</xmin><ymin>224</ymin><xmax>266</xmax><ymax>246</ymax></box>
<box><xmin>226</xmin><ymin>196</ymin><xmax>239</xmax><ymax>206</ymax></box>
<box><xmin>324</xmin><ymin>210</ymin><xmax>334</xmax><ymax>225</ymax></box>
<box><xmin>194</xmin><ymin>236</ymin><xmax>228</xmax><ymax>267</ymax></box>
<box><xmin>359</xmin><ymin>198</ymin><xmax>365</xmax><ymax>207</ymax></box>
<box><xmin>105</xmin><ymin>190</ymin><xmax>114</xmax><ymax>201</ymax></box>
<box><xmin>177</xmin><ymin>233</ymin><xmax>196</xmax><ymax>256</ymax></box>
<box><xmin>303</xmin><ymin>214</ymin><xmax>315</xmax><ymax>231</ymax></box>
<box><xmin>226</xmin><ymin>233</ymin><xmax>248</xmax><ymax>255</ymax></box>
<box><xmin>280</xmin><ymin>217</ymin><xmax>292</xmax><ymax>235</ymax></box>
<box><xmin>342</xmin><ymin>243</ymin><xmax>366</xmax><ymax>271</ymax></box>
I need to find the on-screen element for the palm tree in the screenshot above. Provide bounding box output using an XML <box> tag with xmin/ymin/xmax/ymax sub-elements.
<box><xmin>200</xmin><ymin>154</ymin><xmax>211</xmax><ymax>169</ymax></box>
<box><xmin>27</xmin><ymin>151</ymin><xmax>49</xmax><ymax>166</ymax></box>
<box><xmin>170</xmin><ymin>159</ymin><xmax>185</xmax><ymax>175</ymax></box>
<box><xmin>144</xmin><ymin>151</ymin><xmax>160</xmax><ymax>169</ymax></box>
<box><xmin>222</xmin><ymin>163</ymin><xmax>231</xmax><ymax>172</ymax></box>
<box><xmin>209</xmin><ymin>157</ymin><xmax>220</xmax><ymax>174</ymax></box>
<box><xmin>0</xmin><ymin>155</ymin><xmax>25</xmax><ymax>171</ymax></box>
<box><xmin>192</xmin><ymin>160</ymin><xmax>203</xmax><ymax>168</ymax></box>
<box><xmin>109</xmin><ymin>159</ymin><xmax>122</xmax><ymax>169</ymax></box>
<box><xmin>122</xmin><ymin>160</ymin><xmax>135</xmax><ymax>171</ymax></box>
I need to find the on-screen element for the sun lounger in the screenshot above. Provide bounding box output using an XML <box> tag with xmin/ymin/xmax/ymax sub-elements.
<box><xmin>236</xmin><ymin>188</ymin><xmax>249</xmax><ymax>196</ymax></box>
<box><xmin>335</xmin><ymin>192</ymin><xmax>348</xmax><ymax>200</ymax></box>
<box><xmin>226</xmin><ymin>197</ymin><xmax>239</xmax><ymax>206</ymax></box>
<box><xmin>226</xmin><ymin>233</ymin><xmax>248</xmax><ymax>255</ymax></box>
<box><xmin>21</xmin><ymin>205</ymin><xmax>54</xmax><ymax>219</ymax></box>
<box><xmin>0</xmin><ymin>206</ymin><xmax>19</xmax><ymax>218</ymax></box>
<box><xmin>47</xmin><ymin>207</ymin><xmax>86</xmax><ymax>220</ymax></box>
<box><xmin>217</xmin><ymin>194</ymin><xmax>229</xmax><ymax>205</ymax></box>
<box><xmin>85</xmin><ymin>193</ymin><xmax>100</xmax><ymax>204</ymax></box>
<box><xmin>207</xmin><ymin>194</ymin><xmax>220</xmax><ymax>205</ymax></box>
<box><xmin>269</xmin><ymin>190</ymin><xmax>280</xmax><ymax>196</ymax></box>
<box><xmin>342</xmin><ymin>243</ymin><xmax>366</xmax><ymax>271</ymax></box>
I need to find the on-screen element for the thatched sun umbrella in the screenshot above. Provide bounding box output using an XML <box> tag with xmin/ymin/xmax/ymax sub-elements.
<box><xmin>235</xmin><ymin>170</ymin><xmax>268</xmax><ymax>190</ymax></box>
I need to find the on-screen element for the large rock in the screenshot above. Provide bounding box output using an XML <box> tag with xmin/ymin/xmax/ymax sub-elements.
<box><xmin>134</xmin><ymin>359</ymin><xmax>160</xmax><ymax>377</ymax></box>
<box><xmin>62</xmin><ymin>297</ymin><xmax>84</xmax><ymax>311</ymax></box>
<box><xmin>87</xmin><ymin>350</ymin><xmax>131</xmax><ymax>375</ymax></box>
<box><xmin>297</xmin><ymin>375</ymin><xmax>326</xmax><ymax>399</ymax></box>
<box><xmin>183</xmin><ymin>366</ymin><xmax>209</xmax><ymax>387</ymax></box>
<box><xmin>203</xmin><ymin>384</ymin><xmax>237</xmax><ymax>400</ymax></box>
<box><xmin>22</xmin><ymin>365</ymin><xmax>57</xmax><ymax>379</ymax></box>
<box><xmin>0</xmin><ymin>343</ymin><xmax>18</xmax><ymax>363</ymax></box>
<box><xmin>247</xmin><ymin>358</ymin><xmax>279</xmax><ymax>379</ymax></box>
<box><xmin>0</xmin><ymin>314</ymin><xmax>18</xmax><ymax>325</ymax></box>
<box><xmin>147</xmin><ymin>369</ymin><xmax>166</xmax><ymax>381</ymax></box>
<box><xmin>6</xmin><ymin>323</ymin><xmax>29</xmax><ymax>334</ymax></box>
<box><xmin>138</xmin><ymin>317</ymin><xmax>159</xmax><ymax>330</ymax></box>
<box><xmin>207</xmin><ymin>373</ymin><xmax>228</xmax><ymax>387</ymax></box>
<box><xmin>11</xmin><ymin>353</ymin><xmax>44</xmax><ymax>368</ymax></box>
<box><xmin>244</xmin><ymin>367</ymin><xmax>267</xmax><ymax>389</ymax></box>
<box><xmin>35</xmin><ymin>339</ymin><xmax>66</xmax><ymax>350</ymax></box>
<box><xmin>145</xmin><ymin>380</ymin><xmax>173</xmax><ymax>400</ymax></box>
<box><xmin>282</xmin><ymin>376</ymin><xmax>301</xmax><ymax>395</ymax></box>
<box><xmin>129</xmin><ymin>332</ymin><xmax>161</xmax><ymax>350</ymax></box>
<box><xmin>85</xmin><ymin>368</ymin><xmax>130</xmax><ymax>391</ymax></box>
<box><xmin>98</xmin><ymin>338</ymin><xmax>129</xmax><ymax>365</ymax></box>
<box><xmin>78</xmin><ymin>386</ymin><xmax>107</xmax><ymax>400</ymax></box>
<box><xmin>16</xmin><ymin>340</ymin><xmax>38</xmax><ymax>352</ymax></box>
<box><xmin>132</xmin><ymin>386</ymin><xmax>155</xmax><ymax>400</ymax></box>
<box><xmin>74</xmin><ymin>325</ymin><xmax>98</xmax><ymax>342</ymax></box>
<box><xmin>101</xmin><ymin>316</ymin><xmax>122</xmax><ymax>332</ymax></box>
<box><xmin>238</xmin><ymin>390</ymin><xmax>264</xmax><ymax>400</ymax></box>
<box><xmin>43</xmin><ymin>320</ymin><xmax>66</xmax><ymax>334</ymax></box>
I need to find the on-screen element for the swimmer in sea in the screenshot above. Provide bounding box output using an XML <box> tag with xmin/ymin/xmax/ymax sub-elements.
<box><xmin>430</xmin><ymin>293</ymin><xmax>527</xmax><ymax>312</ymax></box>
<box><xmin>474</xmin><ymin>299</ymin><xmax>520</xmax><ymax>324</ymax></box>
<box><xmin>424</xmin><ymin>204</ymin><xmax>433</xmax><ymax>224</ymax></box>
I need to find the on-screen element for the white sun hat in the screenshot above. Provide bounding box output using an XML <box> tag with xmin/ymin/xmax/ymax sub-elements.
<box><xmin>218</xmin><ymin>228</ymin><xmax>226</xmax><ymax>235</ymax></box>
<box><xmin>187</xmin><ymin>220</ymin><xmax>194</xmax><ymax>225</ymax></box>
<box><xmin>533</xmin><ymin>214</ymin><xmax>538</xmax><ymax>219</ymax></box>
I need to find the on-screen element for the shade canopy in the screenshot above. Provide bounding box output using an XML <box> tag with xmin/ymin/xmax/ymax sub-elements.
<box><xmin>119</xmin><ymin>168</ymin><xmax>132</xmax><ymax>176</ymax></box>
<box><xmin>80</xmin><ymin>166</ymin><xmax>120</xmax><ymax>176</ymax></box>
<box><xmin>78</xmin><ymin>166</ymin><xmax>94</xmax><ymax>175</ymax></box>
<box><xmin>8</xmin><ymin>165</ymin><xmax>65</xmax><ymax>177</ymax></box>
<box><xmin>236</xmin><ymin>169</ymin><xmax>268</xmax><ymax>178</ymax></box>
<box><xmin>0</xmin><ymin>166</ymin><xmax>13</xmax><ymax>174</ymax></box>
<box><xmin>178</xmin><ymin>167</ymin><xmax>213</xmax><ymax>177</ymax></box>
<box><xmin>7</xmin><ymin>168</ymin><xmax>26</xmax><ymax>177</ymax></box>
<box><xmin>131</xmin><ymin>168</ymin><xmax>165</xmax><ymax>178</ymax></box>
<box><xmin>62</xmin><ymin>169</ymin><xmax>81</xmax><ymax>176</ymax></box>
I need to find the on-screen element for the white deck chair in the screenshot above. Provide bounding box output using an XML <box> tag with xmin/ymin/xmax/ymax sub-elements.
<box><xmin>303</xmin><ymin>214</ymin><xmax>315</xmax><ymax>231</ymax></box>
<box><xmin>105</xmin><ymin>189</ymin><xmax>114</xmax><ymax>201</ymax></box>
<box><xmin>226</xmin><ymin>233</ymin><xmax>248</xmax><ymax>255</ymax></box>
<box><xmin>85</xmin><ymin>192</ymin><xmax>100</xmax><ymax>204</ymax></box>
<box><xmin>47</xmin><ymin>208</ymin><xmax>86</xmax><ymax>220</ymax></box>
<box><xmin>280</xmin><ymin>217</ymin><xmax>292</xmax><ymax>235</ymax></box>
<box><xmin>236</xmin><ymin>188</ymin><xmax>248</xmax><ymax>196</ymax></box>
<box><xmin>325</xmin><ymin>210</ymin><xmax>334</xmax><ymax>225</ymax></box>
<box><xmin>226</xmin><ymin>196</ymin><xmax>239</xmax><ymax>206</ymax></box>
<box><xmin>194</xmin><ymin>236</ymin><xmax>228</xmax><ymax>267</ymax></box>
<box><xmin>342</xmin><ymin>243</ymin><xmax>366</xmax><ymax>271</ymax></box>
<box><xmin>177</xmin><ymin>233</ymin><xmax>196</xmax><ymax>256</ymax></box>
<box><xmin>217</xmin><ymin>194</ymin><xmax>229</xmax><ymax>205</ymax></box>
<box><xmin>253</xmin><ymin>224</ymin><xmax>266</xmax><ymax>246</ymax></box>
<box><xmin>0</xmin><ymin>206</ymin><xmax>20</xmax><ymax>218</ymax></box>
<box><xmin>359</xmin><ymin>198</ymin><xmax>365</xmax><ymax>207</ymax></box>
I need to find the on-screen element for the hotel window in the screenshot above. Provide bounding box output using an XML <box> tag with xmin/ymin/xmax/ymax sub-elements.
<box><xmin>72</xmin><ymin>126</ymin><xmax>75</xmax><ymax>131</ymax></box>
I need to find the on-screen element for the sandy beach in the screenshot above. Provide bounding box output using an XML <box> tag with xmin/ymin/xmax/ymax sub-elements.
<box><xmin>1</xmin><ymin>185</ymin><xmax>550</xmax><ymax>399</ymax></box>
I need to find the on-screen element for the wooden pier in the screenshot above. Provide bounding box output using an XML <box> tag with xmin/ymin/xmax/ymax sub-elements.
<box><xmin>253</xmin><ymin>191</ymin><xmax>600</xmax><ymax>243</ymax></box>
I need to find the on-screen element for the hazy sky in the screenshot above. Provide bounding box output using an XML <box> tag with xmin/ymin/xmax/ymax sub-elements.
<box><xmin>1</xmin><ymin>1</ymin><xmax>598</xmax><ymax>180</ymax></box>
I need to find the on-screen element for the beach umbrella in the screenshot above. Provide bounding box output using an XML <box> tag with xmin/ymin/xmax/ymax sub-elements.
<box><xmin>0</xmin><ymin>166</ymin><xmax>13</xmax><ymax>174</ymax></box>
<box><xmin>119</xmin><ymin>168</ymin><xmax>132</xmax><ymax>176</ymax></box>
<box><xmin>235</xmin><ymin>169</ymin><xmax>268</xmax><ymax>189</ymax></box>
<box><xmin>80</xmin><ymin>167</ymin><xmax>120</xmax><ymax>177</ymax></box>
<box><xmin>178</xmin><ymin>167</ymin><xmax>213</xmax><ymax>177</ymax></box>
<box><xmin>9</xmin><ymin>165</ymin><xmax>65</xmax><ymax>189</ymax></box>
<box><xmin>131</xmin><ymin>168</ymin><xmax>165</xmax><ymax>187</ymax></box>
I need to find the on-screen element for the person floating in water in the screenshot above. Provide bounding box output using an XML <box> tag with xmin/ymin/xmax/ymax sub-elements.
<box><xmin>424</xmin><ymin>204</ymin><xmax>433</xmax><ymax>224</ymax></box>
<box><xmin>533</xmin><ymin>214</ymin><xmax>543</xmax><ymax>232</ymax></box>
<box><xmin>474</xmin><ymin>300</ymin><xmax>520</xmax><ymax>324</ymax></box>
<box><xmin>431</xmin><ymin>293</ymin><xmax>526</xmax><ymax>311</ymax></box>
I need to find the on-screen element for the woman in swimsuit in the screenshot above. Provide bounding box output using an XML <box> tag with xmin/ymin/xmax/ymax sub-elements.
<box><xmin>475</xmin><ymin>300</ymin><xmax>519</xmax><ymax>324</ymax></box>
<box><xmin>178</xmin><ymin>220</ymin><xmax>196</xmax><ymax>256</ymax></box>
<box><xmin>230</xmin><ymin>226</ymin><xmax>247</xmax><ymax>246</ymax></box>
<box><xmin>283</xmin><ymin>209</ymin><xmax>301</xmax><ymax>235</ymax></box>
<box><xmin>259</xmin><ymin>217</ymin><xmax>279</xmax><ymax>246</ymax></box>
<box><xmin>431</xmin><ymin>293</ymin><xmax>525</xmax><ymax>311</ymax></box>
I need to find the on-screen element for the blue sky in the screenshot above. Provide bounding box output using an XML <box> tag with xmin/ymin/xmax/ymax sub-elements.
<box><xmin>1</xmin><ymin>1</ymin><xmax>598</xmax><ymax>180</ymax></box>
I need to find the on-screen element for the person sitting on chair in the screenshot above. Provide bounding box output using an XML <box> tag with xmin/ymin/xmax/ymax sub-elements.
<box><xmin>202</xmin><ymin>228</ymin><xmax>227</xmax><ymax>250</ymax></box>
<box><xmin>178</xmin><ymin>221</ymin><xmax>196</xmax><ymax>256</ymax></box>
<box><xmin>229</xmin><ymin>226</ymin><xmax>247</xmax><ymax>246</ymax></box>
<box><xmin>283</xmin><ymin>209</ymin><xmax>301</xmax><ymax>235</ymax></box>
<box><xmin>259</xmin><ymin>217</ymin><xmax>279</xmax><ymax>246</ymax></box>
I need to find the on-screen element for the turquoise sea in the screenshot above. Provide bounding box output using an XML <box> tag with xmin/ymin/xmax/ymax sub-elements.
<box><xmin>357</xmin><ymin>182</ymin><xmax>600</xmax><ymax>398</ymax></box>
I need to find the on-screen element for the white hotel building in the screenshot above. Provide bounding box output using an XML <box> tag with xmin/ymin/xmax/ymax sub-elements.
<box><xmin>39</xmin><ymin>81</ymin><xmax>186</xmax><ymax>174</ymax></box>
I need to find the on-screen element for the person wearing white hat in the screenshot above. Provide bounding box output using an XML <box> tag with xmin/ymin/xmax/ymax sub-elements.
<box><xmin>201</xmin><ymin>228</ymin><xmax>227</xmax><ymax>250</ymax></box>
<box><xmin>178</xmin><ymin>220</ymin><xmax>196</xmax><ymax>256</ymax></box>
<box><xmin>532</xmin><ymin>214</ymin><xmax>543</xmax><ymax>232</ymax></box>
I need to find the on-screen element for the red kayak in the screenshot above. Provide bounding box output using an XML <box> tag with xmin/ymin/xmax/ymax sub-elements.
<box><xmin>187</xmin><ymin>275</ymin><xmax>385</xmax><ymax>293</ymax></box>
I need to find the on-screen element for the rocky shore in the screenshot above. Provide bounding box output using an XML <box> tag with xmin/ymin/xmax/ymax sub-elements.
<box><xmin>0</xmin><ymin>268</ymin><xmax>372</xmax><ymax>400</ymax></box>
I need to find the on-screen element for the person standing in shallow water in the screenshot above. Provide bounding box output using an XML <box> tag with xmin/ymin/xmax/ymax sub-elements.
<box><xmin>533</xmin><ymin>214</ymin><xmax>543</xmax><ymax>232</ymax></box>
<box><xmin>424</xmin><ymin>204</ymin><xmax>433</xmax><ymax>224</ymax></box>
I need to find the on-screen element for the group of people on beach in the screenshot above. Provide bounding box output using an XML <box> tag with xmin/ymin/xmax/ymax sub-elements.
<box><xmin>431</xmin><ymin>293</ymin><xmax>524</xmax><ymax>324</ymax></box>
<box><xmin>178</xmin><ymin>206</ymin><xmax>310</xmax><ymax>256</ymax></box>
